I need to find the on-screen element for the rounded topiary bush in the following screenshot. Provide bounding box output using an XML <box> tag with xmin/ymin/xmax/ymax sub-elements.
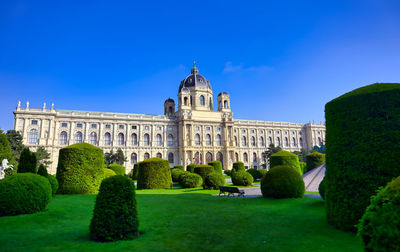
<box><xmin>104</xmin><ymin>168</ymin><xmax>116</xmax><ymax>178</ymax></box>
<box><xmin>261</xmin><ymin>165</ymin><xmax>305</xmax><ymax>199</ymax></box>
<box><xmin>270</xmin><ymin>151</ymin><xmax>301</xmax><ymax>175</ymax></box>
<box><xmin>90</xmin><ymin>175</ymin><xmax>139</xmax><ymax>242</ymax></box>
<box><xmin>232</xmin><ymin>171</ymin><xmax>254</xmax><ymax>186</ymax></box>
<box><xmin>204</xmin><ymin>172</ymin><xmax>225</xmax><ymax>189</ymax></box>
<box><xmin>171</xmin><ymin>168</ymin><xmax>185</xmax><ymax>182</ymax></box>
<box><xmin>319</xmin><ymin>177</ymin><xmax>326</xmax><ymax>199</ymax></box>
<box><xmin>137</xmin><ymin>158</ymin><xmax>172</xmax><ymax>189</ymax></box>
<box><xmin>247</xmin><ymin>168</ymin><xmax>266</xmax><ymax>180</ymax></box>
<box><xmin>179</xmin><ymin>172</ymin><xmax>203</xmax><ymax>188</ymax></box>
<box><xmin>108</xmin><ymin>163</ymin><xmax>126</xmax><ymax>176</ymax></box>
<box><xmin>232</xmin><ymin>162</ymin><xmax>245</xmax><ymax>173</ymax></box>
<box><xmin>173</xmin><ymin>165</ymin><xmax>184</xmax><ymax>171</ymax></box>
<box><xmin>0</xmin><ymin>173</ymin><xmax>52</xmax><ymax>216</ymax></box>
<box><xmin>47</xmin><ymin>174</ymin><xmax>59</xmax><ymax>197</ymax></box>
<box><xmin>17</xmin><ymin>148</ymin><xmax>37</xmax><ymax>173</ymax></box>
<box><xmin>306</xmin><ymin>152</ymin><xmax>325</xmax><ymax>172</ymax></box>
<box><xmin>186</xmin><ymin>164</ymin><xmax>195</xmax><ymax>173</ymax></box>
<box><xmin>325</xmin><ymin>83</ymin><xmax>400</xmax><ymax>231</ymax></box>
<box><xmin>208</xmin><ymin>161</ymin><xmax>223</xmax><ymax>173</ymax></box>
<box><xmin>194</xmin><ymin>165</ymin><xmax>214</xmax><ymax>181</ymax></box>
<box><xmin>224</xmin><ymin>169</ymin><xmax>232</xmax><ymax>176</ymax></box>
<box><xmin>56</xmin><ymin>143</ymin><xmax>104</xmax><ymax>194</ymax></box>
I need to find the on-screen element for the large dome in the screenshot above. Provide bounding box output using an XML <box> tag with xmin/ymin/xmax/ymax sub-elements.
<box><xmin>178</xmin><ymin>62</ymin><xmax>212</xmax><ymax>93</ymax></box>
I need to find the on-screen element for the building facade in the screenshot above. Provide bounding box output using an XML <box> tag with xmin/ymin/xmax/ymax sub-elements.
<box><xmin>13</xmin><ymin>63</ymin><xmax>325</xmax><ymax>174</ymax></box>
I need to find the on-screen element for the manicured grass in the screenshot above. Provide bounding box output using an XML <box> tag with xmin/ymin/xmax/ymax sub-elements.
<box><xmin>0</xmin><ymin>188</ymin><xmax>362</xmax><ymax>252</ymax></box>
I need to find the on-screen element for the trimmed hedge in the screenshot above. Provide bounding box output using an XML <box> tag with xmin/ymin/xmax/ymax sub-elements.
<box><xmin>306</xmin><ymin>152</ymin><xmax>325</xmax><ymax>172</ymax></box>
<box><xmin>208</xmin><ymin>161</ymin><xmax>223</xmax><ymax>173</ymax></box>
<box><xmin>173</xmin><ymin>165</ymin><xmax>184</xmax><ymax>171</ymax></box>
<box><xmin>270</xmin><ymin>151</ymin><xmax>301</xmax><ymax>175</ymax></box>
<box><xmin>261</xmin><ymin>165</ymin><xmax>305</xmax><ymax>199</ymax></box>
<box><xmin>319</xmin><ymin>177</ymin><xmax>326</xmax><ymax>199</ymax></box>
<box><xmin>108</xmin><ymin>163</ymin><xmax>126</xmax><ymax>176</ymax></box>
<box><xmin>247</xmin><ymin>168</ymin><xmax>266</xmax><ymax>180</ymax></box>
<box><xmin>37</xmin><ymin>164</ymin><xmax>48</xmax><ymax>177</ymax></box>
<box><xmin>104</xmin><ymin>168</ymin><xmax>116</xmax><ymax>178</ymax></box>
<box><xmin>204</xmin><ymin>172</ymin><xmax>225</xmax><ymax>189</ymax></box>
<box><xmin>90</xmin><ymin>175</ymin><xmax>139</xmax><ymax>242</ymax></box>
<box><xmin>325</xmin><ymin>83</ymin><xmax>400</xmax><ymax>231</ymax></box>
<box><xmin>137</xmin><ymin>158</ymin><xmax>172</xmax><ymax>189</ymax></box>
<box><xmin>232</xmin><ymin>171</ymin><xmax>254</xmax><ymax>186</ymax></box>
<box><xmin>232</xmin><ymin>162</ymin><xmax>245</xmax><ymax>173</ymax></box>
<box><xmin>193</xmin><ymin>165</ymin><xmax>214</xmax><ymax>181</ymax></box>
<box><xmin>56</xmin><ymin>143</ymin><xmax>104</xmax><ymax>194</ymax></box>
<box><xmin>358</xmin><ymin>176</ymin><xmax>400</xmax><ymax>251</ymax></box>
<box><xmin>47</xmin><ymin>174</ymin><xmax>59</xmax><ymax>197</ymax></box>
<box><xmin>299</xmin><ymin>162</ymin><xmax>307</xmax><ymax>174</ymax></box>
<box><xmin>224</xmin><ymin>169</ymin><xmax>232</xmax><ymax>176</ymax></box>
<box><xmin>130</xmin><ymin>162</ymin><xmax>141</xmax><ymax>180</ymax></box>
<box><xmin>171</xmin><ymin>168</ymin><xmax>185</xmax><ymax>182</ymax></box>
<box><xmin>18</xmin><ymin>148</ymin><xmax>37</xmax><ymax>173</ymax></box>
<box><xmin>186</xmin><ymin>164</ymin><xmax>195</xmax><ymax>173</ymax></box>
<box><xmin>179</xmin><ymin>172</ymin><xmax>203</xmax><ymax>188</ymax></box>
<box><xmin>0</xmin><ymin>173</ymin><xmax>52</xmax><ymax>216</ymax></box>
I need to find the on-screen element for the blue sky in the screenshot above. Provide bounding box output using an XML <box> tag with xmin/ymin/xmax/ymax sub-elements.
<box><xmin>0</xmin><ymin>0</ymin><xmax>399</xmax><ymax>130</ymax></box>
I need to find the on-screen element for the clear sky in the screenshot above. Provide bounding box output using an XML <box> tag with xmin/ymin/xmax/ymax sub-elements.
<box><xmin>1</xmin><ymin>0</ymin><xmax>399</xmax><ymax>130</ymax></box>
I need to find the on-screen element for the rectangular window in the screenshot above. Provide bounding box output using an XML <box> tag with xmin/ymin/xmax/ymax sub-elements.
<box><xmin>119</xmin><ymin>125</ymin><xmax>124</xmax><ymax>130</ymax></box>
<box><xmin>157</xmin><ymin>126</ymin><xmax>162</xmax><ymax>130</ymax></box>
<box><xmin>76</xmin><ymin>123</ymin><xmax>83</xmax><ymax>128</ymax></box>
<box><xmin>91</xmin><ymin>124</ymin><xmax>97</xmax><ymax>129</ymax></box>
<box><xmin>105</xmin><ymin>124</ymin><xmax>111</xmax><ymax>129</ymax></box>
<box><xmin>61</xmin><ymin>123</ymin><xmax>68</xmax><ymax>127</ymax></box>
<box><xmin>206</xmin><ymin>126</ymin><xmax>211</xmax><ymax>131</ymax></box>
<box><xmin>259</xmin><ymin>130</ymin><xmax>263</xmax><ymax>134</ymax></box>
<box><xmin>31</xmin><ymin>120</ymin><xmax>38</xmax><ymax>125</ymax></box>
<box><xmin>251</xmin><ymin>129</ymin><xmax>255</xmax><ymax>133</ymax></box>
<box><xmin>144</xmin><ymin>125</ymin><xmax>149</xmax><ymax>130</ymax></box>
<box><xmin>132</xmin><ymin>125</ymin><xmax>137</xmax><ymax>129</ymax></box>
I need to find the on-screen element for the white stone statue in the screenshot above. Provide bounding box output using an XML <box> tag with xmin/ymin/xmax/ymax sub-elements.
<box><xmin>0</xmin><ymin>159</ymin><xmax>14</xmax><ymax>180</ymax></box>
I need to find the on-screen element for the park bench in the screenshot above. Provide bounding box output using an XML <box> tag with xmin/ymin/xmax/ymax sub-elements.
<box><xmin>219</xmin><ymin>186</ymin><xmax>245</xmax><ymax>197</ymax></box>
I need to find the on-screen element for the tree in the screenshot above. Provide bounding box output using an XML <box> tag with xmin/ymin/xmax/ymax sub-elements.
<box><xmin>105</xmin><ymin>149</ymin><xmax>127</xmax><ymax>165</ymax></box>
<box><xmin>292</xmin><ymin>148</ymin><xmax>308</xmax><ymax>162</ymax></box>
<box><xmin>104</xmin><ymin>150</ymin><xmax>116</xmax><ymax>165</ymax></box>
<box><xmin>34</xmin><ymin>146</ymin><xmax>52</xmax><ymax>167</ymax></box>
<box><xmin>0</xmin><ymin>130</ymin><xmax>15</xmax><ymax>164</ymax></box>
<box><xmin>264</xmin><ymin>144</ymin><xmax>282</xmax><ymax>163</ymax></box>
<box><xmin>312</xmin><ymin>143</ymin><xmax>326</xmax><ymax>154</ymax></box>
<box><xmin>6</xmin><ymin>130</ymin><xmax>24</xmax><ymax>162</ymax></box>
<box><xmin>18</xmin><ymin>148</ymin><xmax>37</xmax><ymax>173</ymax></box>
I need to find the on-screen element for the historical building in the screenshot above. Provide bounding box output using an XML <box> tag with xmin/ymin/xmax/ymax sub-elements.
<box><xmin>13</xmin><ymin>62</ymin><xmax>326</xmax><ymax>174</ymax></box>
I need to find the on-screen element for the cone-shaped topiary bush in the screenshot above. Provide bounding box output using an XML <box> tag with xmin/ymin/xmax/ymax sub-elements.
<box><xmin>270</xmin><ymin>151</ymin><xmax>301</xmax><ymax>175</ymax></box>
<box><xmin>37</xmin><ymin>164</ymin><xmax>48</xmax><ymax>177</ymax></box>
<box><xmin>0</xmin><ymin>173</ymin><xmax>52</xmax><ymax>216</ymax></box>
<box><xmin>194</xmin><ymin>165</ymin><xmax>214</xmax><ymax>181</ymax></box>
<box><xmin>56</xmin><ymin>143</ymin><xmax>104</xmax><ymax>194</ymax></box>
<box><xmin>90</xmin><ymin>175</ymin><xmax>139</xmax><ymax>242</ymax></box>
<box><xmin>179</xmin><ymin>172</ymin><xmax>203</xmax><ymax>188</ymax></box>
<box><xmin>186</xmin><ymin>163</ymin><xmax>195</xmax><ymax>173</ymax></box>
<box><xmin>104</xmin><ymin>168</ymin><xmax>116</xmax><ymax>178</ymax></box>
<box><xmin>358</xmin><ymin>176</ymin><xmax>400</xmax><ymax>251</ymax></box>
<box><xmin>18</xmin><ymin>148</ymin><xmax>37</xmax><ymax>173</ymax></box>
<box><xmin>261</xmin><ymin>165</ymin><xmax>305</xmax><ymax>199</ymax></box>
<box><xmin>108</xmin><ymin>163</ymin><xmax>126</xmax><ymax>175</ymax></box>
<box><xmin>232</xmin><ymin>171</ymin><xmax>253</xmax><ymax>186</ymax></box>
<box><xmin>47</xmin><ymin>174</ymin><xmax>59</xmax><ymax>197</ymax></box>
<box><xmin>137</xmin><ymin>158</ymin><xmax>172</xmax><ymax>189</ymax></box>
<box><xmin>305</xmin><ymin>152</ymin><xmax>325</xmax><ymax>173</ymax></box>
<box><xmin>204</xmin><ymin>172</ymin><xmax>225</xmax><ymax>189</ymax></box>
<box><xmin>232</xmin><ymin>162</ymin><xmax>245</xmax><ymax>173</ymax></box>
<box><xmin>325</xmin><ymin>83</ymin><xmax>400</xmax><ymax>231</ymax></box>
<box><xmin>208</xmin><ymin>161</ymin><xmax>223</xmax><ymax>173</ymax></box>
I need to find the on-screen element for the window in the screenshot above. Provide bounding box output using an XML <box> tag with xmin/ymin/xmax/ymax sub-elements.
<box><xmin>251</xmin><ymin>130</ymin><xmax>255</xmax><ymax>134</ymax></box>
<box><xmin>194</xmin><ymin>152</ymin><xmax>202</xmax><ymax>164</ymax></box>
<box><xmin>167</xmin><ymin>134</ymin><xmax>174</xmax><ymax>146</ymax></box>
<box><xmin>31</xmin><ymin>120</ymin><xmax>38</xmax><ymax>125</ymax></box>
<box><xmin>205</xmin><ymin>134</ymin><xmax>211</xmax><ymax>145</ymax></box>
<box><xmin>268</xmin><ymin>137</ymin><xmax>272</xmax><ymax>146</ymax></box>
<box><xmin>235</xmin><ymin>152</ymin><xmax>239</xmax><ymax>162</ymax></box>
<box><xmin>168</xmin><ymin>153</ymin><xmax>174</xmax><ymax>164</ymax></box>
<box><xmin>318</xmin><ymin>137</ymin><xmax>322</xmax><ymax>145</ymax></box>
<box><xmin>292</xmin><ymin>137</ymin><xmax>296</xmax><ymax>147</ymax></box>
<box><xmin>251</xmin><ymin>136</ymin><xmax>256</xmax><ymax>147</ymax></box>
<box><xmin>200</xmin><ymin>95</ymin><xmax>205</xmax><ymax>105</ymax></box>
<box><xmin>253</xmin><ymin>153</ymin><xmax>257</xmax><ymax>162</ymax></box>
<box><xmin>61</xmin><ymin>123</ymin><xmax>67</xmax><ymax>127</ymax></box>
<box><xmin>131</xmin><ymin>133</ymin><xmax>137</xmax><ymax>145</ymax></box>
<box><xmin>90</xmin><ymin>132</ymin><xmax>97</xmax><ymax>145</ymax></box>
<box><xmin>195</xmin><ymin>134</ymin><xmax>201</xmax><ymax>146</ymax></box>
<box><xmin>118</xmin><ymin>133</ymin><xmax>124</xmax><ymax>146</ymax></box>
<box><xmin>144</xmin><ymin>153</ymin><xmax>150</xmax><ymax>160</ymax></box>
<box><xmin>217</xmin><ymin>127</ymin><xmax>221</xmax><ymax>131</ymax></box>
<box><xmin>206</xmin><ymin>126</ymin><xmax>211</xmax><ymax>131</ymax></box>
<box><xmin>132</xmin><ymin>125</ymin><xmax>137</xmax><ymax>129</ymax></box>
<box><xmin>156</xmin><ymin>134</ymin><xmax>162</xmax><ymax>146</ymax></box>
<box><xmin>276</xmin><ymin>137</ymin><xmax>281</xmax><ymax>146</ymax></box>
<box><xmin>268</xmin><ymin>130</ymin><xmax>272</xmax><ymax>134</ymax></box>
<box><xmin>241</xmin><ymin>136</ymin><xmax>247</xmax><ymax>146</ymax></box>
<box><xmin>300</xmin><ymin>137</ymin><xmax>303</xmax><ymax>147</ymax></box>
<box><xmin>234</xmin><ymin>136</ymin><xmax>238</xmax><ymax>146</ymax></box>
<box><xmin>285</xmin><ymin>131</ymin><xmax>288</xmax><ymax>135</ymax></box>
<box><xmin>242</xmin><ymin>129</ymin><xmax>246</xmax><ymax>133</ymax></box>
<box><xmin>131</xmin><ymin>153</ymin><xmax>137</xmax><ymax>165</ymax></box>
<box><xmin>156</xmin><ymin>152</ymin><xmax>162</xmax><ymax>158</ymax></box>
<box><xmin>77</xmin><ymin>123</ymin><xmax>83</xmax><ymax>128</ymax></box>
<box><xmin>91</xmin><ymin>124</ymin><xmax>97</xmax><ymax>129</ymax></box>
<box><xmin>119</xmin><ymin>125</ymin><xmax>124</xmax><ymax>130</ymax></box>
<box><xmin>184</xmin><ymin>97</ymin><xmax>188</xmax><ymax>106</ymax></box>
<box><xmin>144</xmin><ymin>125</ymin><xmax>149</xmax><ymax>130</ymax></box>
<box><xmin>104</xmin><ymin>132</ymin><xmax>111</xmax><ymax>145</ymax></box>
<box><xmin>259</xmin><ymin>136</ymin><xmax>265</xmax><ymax>147</ymax></box>
<box><xmin>144</xmin><ymin>134</ymin><xmax>150</xmax><ymax>146</ymax></box>
<box><xmin>60</xmin><ymin>131</ymin><xmax>68</xmax><ymax>145</ymax></box>
<box><xmin>75</xmin><ymin>131</ymin><xmax>83</xmax><ymax>143</ymax></box>
<box><xmin>216</xmin><ymin>134</ymin><xmax>222</xmax><ymax>146</ymax></box>
<box><xmin>157</xmin><ymin>126</ymin><xmax>162</xmax><ymax>130</ymax></box>
<box><xmin>284</xmin><ymin>137</ymin><xmax>289</xmax><ymax>147</ymax></box>
<box><xmin>243</xmin><ymin>153</ymin><xmax>248</xmax><ymax>163</ymax></box>
<box><xmin>206</xmin><ymin>152</ymin><xmax>212</xmax><ymax>163</ymax></box>
<box><xmin>195</xmin><ymin>126</ymin><xmax>201</xmax><ymax>131</ymax></box>
<box><xmin>224</xmin><ymin>100</ymin><xmax>228</xmax><ymax>108</ymax></box>
<box><xmin>216</xmin><ymin>152</ymin><xmax>223</xmax><ymax>165</ymax></box>
<box><xmin>259</xmin><ymin>130</ymin><xmax>263</xmax><ymax>134</ymax></box>
<box><xmin>105</xmin><ymin>124</ymin><xmax>111</xmax><ymax>129</ymax></box>
<box><xmin>29</xmin><ymin>129</ymin><xmax>38</xmax><ymax>144</ymax></box>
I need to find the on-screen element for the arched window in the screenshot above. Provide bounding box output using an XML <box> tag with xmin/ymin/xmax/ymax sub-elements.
<box><xmin>292</xmin><ymin>137</ymin><xmax>296</xmax><ymax>147</ymax></box>
<box><xmin>190</xmin><ymin>95</ymin><xmax>193</xmax><ymax>105</ymax></box>
<box><xmin>195</xmin><ymin>133</ymin><xmax>201</xmax><ymax>146</ymax></box>
<box><xmin>235</xmin><ymin>152</ymin><xmax>239</xmax><ymax>162</ymax></box>
<box><xmin>241</xmin><ymin>136</ymin><xmax>247</xmax><ymax>146</ymax></box>
<box><xmin>144</xmin><ymin>133</ymin><xmax>150</xmax><ymax>146</ymax></box>
<box><xmin>251</xmin><ymin>136</ymin><xmax>256</xmax><ymax>147</ymax></box>
<box><xmin>224</xmin><ymin>100</ymin><xmax>228</xmax><ymax>108</ymax></box>
<box><xmin>75</xmin><ymin>131</ymin><xmax>83</xmax><ymax>143</ymax></box>
<box><xmin>169</xmin><ymin>106</ymin><xmax>173</xmax><ymax>114</ymax></box>
<box><xmin>194</xmin><ymin>152</ymin><xmax>202</xmax><ymax>164</ymax></box>
<box><xmin>200</xmin><ymin>95</ymin><xmax>205</xmax><ymax>106</ymax></box>
<box><xmin>167</xmin><ymin>134</ymin><xmax>173</xmax><ymax>146</ymax></box>
<box><xmin>268</xmin><ymin>137</ymin><xmax>272</xmax><ymax>146</ymax></box>
<box><xmin>168</xmin><ymin>153</ymin><xmax>174</xmax><ymax>163</ymax></box>
<box><xmin>209</xmin><ymin>98</ymin><xmax>212</xmax><ymax>110</ymax></box>
<box><xmin>104</xmin><ymin>132</ymin><xmax>111</xmax><ymax>145</ymax></box>
<box><xmin>259</xmin><ymin>136</ymin><xmax>264</xmax><ymax>147</ymax></box>
<box><xmin>217</xmin><ymin>152</ymin><xmax>223</xmax><ymax>167</ymax></box>
<box><xmin>243</xmin><ymin>153</ymin><xmax>248</xmax><ymax>163</ymax></box>
<box><xmin>234</xmin><ymin>136</ymin><xmax>238</xmax><ymax>146</ymax></box>
<box><xmin>131</xmin><ymin>153</ymin><xmax>137</xmax><ymax>164</ymax></box>
<box><xmin>318</xmin><ymin>137</ymin><xmax>322</xmax><ymax>145</ymax></box>
<box><xmin>205</xmin><ymin>134</ymin><xmax>211</xmax><ymax>145</ymax></box>
<box><xmin>118</xmin><ymin>133</ymin><xmax>124</xmax><ymax>146</ymax></box>
<box><xmin>60</xmin><ymin>131</ymin><xmax>68</xmax><ymax>145</ymax></box>
<box><xmin>216</xmin><ymin>134</ymin><xmax>222</xmax><ymax>146</ymax></box>
<box><xmin>284</xmin><ymin>137</ymin><xmax>288</xmax><ymax>147</ymax></box>
<box><xmin>156</xmin><ymin>134</ymin><xmax>162</xmax><ymax>146</ymax></box>
<box><xmin>276</xmin><ymin>137</ymin><xmax>281</xmax><ymax>147</ymax></box>
<box><xmin>131</xmin><ymin>133</ymin><xmax>137</xmax><ymax>145</ymax></box>
<box><xmin>184</xmin><ymin>97</ymin><xmax>188</xmax><ymax>106</ymax></box>
<box><xmin>262</xmin><ymin>152</ymin><xmax>266</xmax><ymax>162</ymax></box>
<box><xmin>144</xmin><ymin>153</ymin><xmax>150</xmax><ymax>160</ymax></box>
<box><xmin>206</xmin><ymin>152</ymin><xmax>212</xmax><ymax>163</ymax></box>
<box><xmin>253</xmin><ymin>152</ymin><xmax>257</xmax><ymax>162</ymax></box>
<box><xmin>299</xmin><ymin>137</ymin><xmax>303</xmax><ymax>147</ymax></box>
<box><xmin>29</xmin><ymin>129</ymin><xmax>38</xmax><ymax>144</ymax></box>
<box><xmin>156</xmin><ymin>152</ymin><xmax>162</xmax><ymax>158</ymax></box>
<box><xmin>90</xmin><ymin>132</ymin><xmax>97</xmax><ymax>145</ymax></box>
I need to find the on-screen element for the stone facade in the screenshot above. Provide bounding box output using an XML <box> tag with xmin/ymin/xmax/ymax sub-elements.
<box><xmin>13</xmin><ymin>63</ymin><xmax>325</xmax><ymax>174</ymax></box>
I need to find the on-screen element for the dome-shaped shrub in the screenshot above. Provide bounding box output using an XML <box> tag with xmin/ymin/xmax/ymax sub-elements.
<box><xmin>319</xmin><ymin>177</ymin><xmax>326</xmax><ymax>199</ymax></box>
<box><xmin>194</xmin><ymin>165</ymin><xmax>214</xmax><ymax>181</ymax></box>
<box><xmin>0</xmin><ymin>173</ymin><xmax>52</xmax><ymax>216</ymax></box>
<box><xmin>47</xmin><ymin>174</ymin><xmax>59</xmax><ymax>197</ymax></box>
<box><xmin>224</xmin><ymin>169</ymin><xmax>232</xmax><ymax>176</ymax></box>
<box><xmin>270</xmin><ymin>151</ymin><xmax>301</xmax><ymax>175</ymax></box>
<box><xmin>108</xmin><ymin>163</ymin><xmax>126</xmax><ymax>175</ymax></box>
<box><xmin>90</xmin><ymin>175</ymin><xmax>139</xmax><ymax>242</ymax></box>
<box><xmin>232</xmin><ymin>171</ymin><xmax>254</xmax><ymax>186</ymax></box>
<box><xmin>358</xmin><ymin>176</ymin><xmax>400</xmax><ymax>251</ymax></box>
<box><xmin>204</xmin><ymin>172</ymin><xmax>225</xmax><ymax>189</ymax></box>
<box><xmin>104</xmin><ymin>168</ymin><xmax>116</xmax><ymax>178</ymax></box>
<box><xmin>56</xmin><ymin>143</ymin><xmax>104</xmax><ymax>194</ymax></box>
<box><xmin>306</xmin><ymin>152</ymin><xmax>325</xmax><ymax>172</ymax></box>
<box><xmin>171</xmin><ymin>168</ymin><xmax>185</xmax><ymax>182</ymax></box>
<box><xmin>179</xmin><ymin>172</ymin><xmax>203</xmax><ymax>188</ymax></box>
<box><xmin>186</xmin><ymin>164</ymin><xmax>195</xmax><ymax>173</ymax></box>
<box><xmin>137</xmin><ymin>158</ymin><xmax>172</xmax><ymax>189</ymax></box>
<box><xmin>173</xmin><ymin>165</ymin><xmax>184</xmax><ymax>171</ymax></box>
<box><xmin>247</xmin><ymin>169</ymin><xmax>266</xmax><ymax>180</ymax></box>
<box><xmin>232</xmin><ymin>162</ymin><xmax>245</xmax><ymax>173</ymax></box>
<box><xmin>261</xmin><ymin>165</ymin><xmax>305</xmax><ymax>199</ymax></box>
<box><xmin>208</xmin><ymin>161</ymin><xmax>223</xmax><ymax>173</ymax></box>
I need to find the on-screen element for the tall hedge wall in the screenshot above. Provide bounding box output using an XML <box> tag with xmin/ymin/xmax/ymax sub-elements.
<box><xmin>137</xmin><ymin>158</ymin><xmax>172</xmax><ymax>189</ymax></box>
<box><xmin>208</xmin><ymin>161</ymin><xmax>223</xmax><ymax>173</ymax></box>
<box><xmin>56</xmin><ymin>143</ymin><xmax>104</xmax><ymax>194</ymax></box>
<box><xmin>325</xmin><ymin>83</ymin><xmax>400</xmax><ymax>231</ymax></box>
<box><xmin>270</xmin><ymin>151</ymin><xmax>301</xmax><ymax>175</ymax></box>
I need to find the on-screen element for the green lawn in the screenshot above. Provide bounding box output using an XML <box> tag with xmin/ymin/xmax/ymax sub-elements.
<box><xmin>0</xmin><ymin>188</ymin><xmax>362</xmax><ymax>252</ymax></box>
